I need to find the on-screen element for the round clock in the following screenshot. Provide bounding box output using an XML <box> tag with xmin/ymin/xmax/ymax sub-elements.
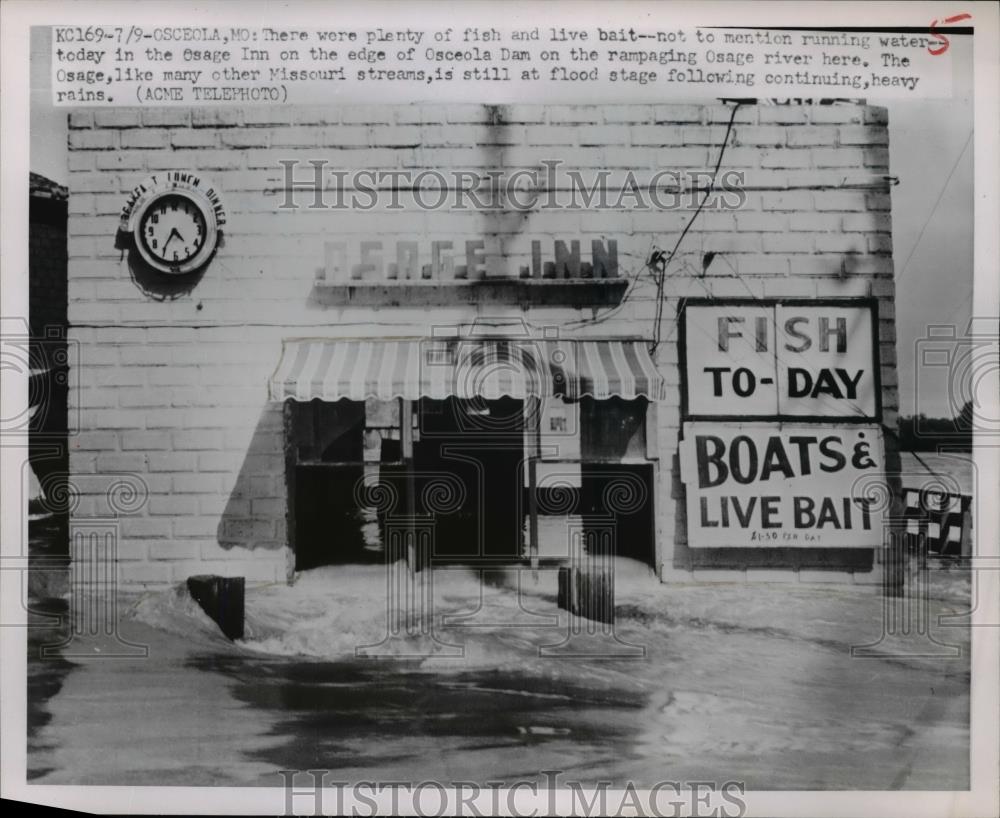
<box><xmin>120</xmin><ymin>172</ymin><xmax>226</xmax><ymax>276</ymax></box>
<box><xmin>135</xmin><ymin>190</ymin><xmax>216</xmax><ymax>274</ymax></box>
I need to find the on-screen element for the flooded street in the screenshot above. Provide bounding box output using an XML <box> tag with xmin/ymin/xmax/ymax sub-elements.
<box><xmin>27</xmin><ymin>561</ymin><xmax>971</xmax><ymax>790</ymax></box>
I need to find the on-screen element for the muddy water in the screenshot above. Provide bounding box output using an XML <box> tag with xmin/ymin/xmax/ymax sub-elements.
<box><xmin>28</xmin><ymin>561</ymin><xmax>971</xmax><ymax>789</ymax></box>
<box><xmin>191</xmin><ymin>657</ymin><xmax>646</xmax><ymax>784</ymax></box>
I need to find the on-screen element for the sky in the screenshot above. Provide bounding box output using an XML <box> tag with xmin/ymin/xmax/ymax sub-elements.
<box><xmin>886</xmin><ymin>38</ymin><xmax>975</xmax><ymax>419</ymax></box>
<box><xmin>28</xmin><ymin>28</ymin><xmax>975</xmax><ymax>418</ymax></box>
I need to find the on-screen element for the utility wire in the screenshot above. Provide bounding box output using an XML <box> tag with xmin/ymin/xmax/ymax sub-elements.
<box><xmin>650</xmin><ymin>101</ymin><xmax>744</xmax><ymax>354</ymax></box>
<box><xmin>895</xmin><ymin>129</ymin><xmax>972</xmax><ymax>283</ymax></box>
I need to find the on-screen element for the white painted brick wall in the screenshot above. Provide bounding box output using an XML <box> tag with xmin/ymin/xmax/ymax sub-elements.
<box><xmin>66</xmin><ymin>103</ymin><xmax>896</xmax><ymax>588</ymax></box>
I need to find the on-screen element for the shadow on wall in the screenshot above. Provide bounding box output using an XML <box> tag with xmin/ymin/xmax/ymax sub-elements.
<box><xmin>216</xmin><ymin>403</ymin><xmax>287</xmax><ymax>561</ymax></box>
<box><xmin>127</xmin><ymin>252</ymin><xmax>207</xmax><ymax>300</ymax></box>
<box><xmin>669</xmin><ymin>451</ymin><xmax>689</xmax><ymax>569</ymax></box>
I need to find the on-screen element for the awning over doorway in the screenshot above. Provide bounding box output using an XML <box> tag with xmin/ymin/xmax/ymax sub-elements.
<box><xmin>269</xmin><ymin>338</ymin><xmax>665</xmax><ymax>402</ymax></box>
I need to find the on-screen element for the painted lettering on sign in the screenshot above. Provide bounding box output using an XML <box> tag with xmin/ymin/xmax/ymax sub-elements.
<box><xmin>682</xmin><ymin>299</ymin><xmax>879</xmax><ymax>420</ymax></box>
<box><xmin>318</xmin><ymin>238</ymin><xmax>618</xmax><ymax>282</ymax></box>
<box><xmin>680</xmin><ymin>423</ymin><xmax>885</xmax><ymax>548</ymax></box>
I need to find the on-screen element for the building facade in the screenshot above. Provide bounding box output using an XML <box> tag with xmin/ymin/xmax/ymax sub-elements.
<box><xmin>65</xmin><ymin>102</ymin><xmax>899</xmax><ymax>588</ymax></box>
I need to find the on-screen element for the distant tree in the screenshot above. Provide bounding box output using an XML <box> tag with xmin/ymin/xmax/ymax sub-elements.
<box><xmin>897</xmin><ymin>407</ymin><xmax>972</xmax><ymax>452</ymax></box>
<box><xmin>955</xmin><ymin>399</ymin><xmax>975</xmax><ymax>431</ymax></box>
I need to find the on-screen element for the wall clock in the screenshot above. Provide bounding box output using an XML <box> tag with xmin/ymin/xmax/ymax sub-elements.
<box><xmin>118</xmin><ymin>172</ymin><xmax>226</xmax><ymax>275</ymax></box>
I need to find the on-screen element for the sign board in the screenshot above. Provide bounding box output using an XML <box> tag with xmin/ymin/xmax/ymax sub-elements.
<box><xmin>526</xmin><ymin>399</ymin><xmax>581</xmax><ymax>487</ymax></box>
<box><xmin>679</xmin><ymin>422</ymin><xmax>885</xmax><ymax>548</ymax></box>
<box><xmin>320</xmin><ymin>237</ymin><xmax>618</xmax><ymax>282</ymax></box>
<box><xmin>680</xmin><ymin>299</ymin><xmax>880</xmax><ymax>421</ymax></box>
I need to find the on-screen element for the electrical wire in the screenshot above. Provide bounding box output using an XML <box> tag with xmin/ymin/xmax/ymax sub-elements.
<box><xmin>895</xmin><ymin>129</ymin><xmax>972</xmax><ymax>283</ymax></box>
<box><xmin>650</xmin><ymin>101</ymin><xmax>745</xmax><ymax>354</ymax></box>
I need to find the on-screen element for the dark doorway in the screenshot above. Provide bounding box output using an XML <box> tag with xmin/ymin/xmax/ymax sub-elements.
<box><xmin>415</xmin><ymin>397</ymin><xmax>525</xmax><ymax>561</ymax></box>
<box><xmin>289</xmin><ymin>399</ymin><xmax>382</xmax><ymax>571</ymax></box>
<box><xmin>579</xmin><ymin>397</ymin><xmax>656</xmax><ymax>568</ymax></box>
<box><xmin>579</xmin><ymin>463</ymin><xmax>656</xmax><ymax>567</ymax></box>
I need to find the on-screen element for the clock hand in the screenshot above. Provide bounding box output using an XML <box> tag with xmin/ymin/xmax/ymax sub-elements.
<box><xmin>163</xmin><ymin>227</ymin><xmax>185</xmax><ymax>249</ymax></box>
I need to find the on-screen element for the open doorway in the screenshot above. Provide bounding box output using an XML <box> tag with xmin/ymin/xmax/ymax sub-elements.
<box><xmin>414</xmin><ymin>396</ymin><xmax>525</xmax><ymax>561</ymax></box>
<box><xmin>288</xmin><ymin>399</ymin><xmax>394</xmax><ymax>571</ymax></box>
<box><xmin>579</xmin><ymin>397</ymin><xmax>656</xmax><ymax>568</ymax></box>
<box><xmin>287</xmin><ymin>396</ymin><xmax>529</xmax><ymax>571</ymax></box>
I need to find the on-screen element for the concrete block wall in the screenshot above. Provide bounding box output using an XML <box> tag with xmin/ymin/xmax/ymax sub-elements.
<box><xmin>66</xmin><ymin>102</ymin><xmax>896</xmax><ymax>588</ymax></box>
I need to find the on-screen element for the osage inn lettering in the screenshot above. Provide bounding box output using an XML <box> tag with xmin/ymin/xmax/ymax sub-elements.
<box><xmin>317</xmin><ymin>238</ymin><xmax>619</xmax><ymax>281</ymax></box>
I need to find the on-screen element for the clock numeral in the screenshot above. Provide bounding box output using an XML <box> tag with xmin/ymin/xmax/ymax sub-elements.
<box><xmin>136</xmin><ymin>192</ymin><xmax>214</xmax><ymax>271</ymax></box>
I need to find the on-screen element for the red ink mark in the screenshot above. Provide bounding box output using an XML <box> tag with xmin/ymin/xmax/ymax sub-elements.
<box><xmin>928</xmin><ymin>12</ymin><xmax>972</xmax><ymax>56</ymax></box>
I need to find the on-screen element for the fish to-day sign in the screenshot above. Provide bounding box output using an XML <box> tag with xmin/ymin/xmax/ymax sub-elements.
<box><xmin>679</xmin><ymin>422</ymin><xmax>885</xmax><ymax>548</ymax></box>
<box><xmin>681</xmin><ymin>299</ymin><xmax>880</xmax><ymax>421</ymax></box>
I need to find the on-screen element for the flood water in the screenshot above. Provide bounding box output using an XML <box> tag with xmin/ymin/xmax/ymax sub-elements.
<box><xmin>27</xmin><ymin>560</ymin><xmax>972</xmax><ymax>789</ymax></box>
<box><xmin>190</xmin><ymin>656</ymin><xmax>646</xmax><ymax>783</ymax></box>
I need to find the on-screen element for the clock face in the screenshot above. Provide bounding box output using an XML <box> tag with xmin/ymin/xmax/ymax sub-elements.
<box><xmin>135</xmin><ymin>192</ymin><xmax>212</xmax><ymax>274</ymax></box>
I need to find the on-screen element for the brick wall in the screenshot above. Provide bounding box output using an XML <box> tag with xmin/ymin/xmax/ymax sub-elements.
<box><xmin>66</xmin><ymin>102</ymin><xmax>897</xmax><ymax>588</ymax></box>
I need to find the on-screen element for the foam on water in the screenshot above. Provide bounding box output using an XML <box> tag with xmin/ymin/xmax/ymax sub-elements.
<box><xmin>239</xmin><ymin>561</ymin><xmax>540</xmax><ymax>663</ymax></box>
<box><xmin>238</xmin><ymin>557</ymin><xmax>664</xmax><ymax>667</ymax></box>
<box><xmin>126</xmin><ymin>583</ymin><xmax>239</xmax><ymax>650</ymax></box>
<box><xmin>123</xmin><ymin>555</ymin><xmax>970</xmax><ymax>679</ymax></box>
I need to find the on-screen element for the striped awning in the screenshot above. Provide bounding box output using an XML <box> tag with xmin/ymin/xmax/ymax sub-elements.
<box><xmin>269</xmin><ymin>338</ymin><xmax>665</xmax><ymax>402</ymax></box>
